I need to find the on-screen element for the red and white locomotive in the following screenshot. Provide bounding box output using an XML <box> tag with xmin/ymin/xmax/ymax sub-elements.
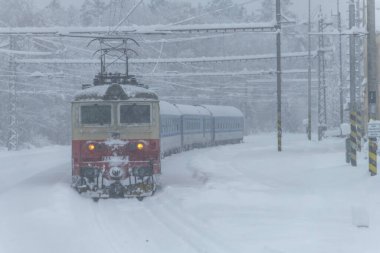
<box><xmin>71</xmin><ymin>74</ymin><xmax>160</xmax><ymax>200</ymax></box>
<box><xmin>71</xmin><ymin>38</ymin><xmax>244</xmax><ymax>200</ymax></box>
<box><xmin>71</xmin><ymin>73</ymin><xmax>245</xmax><ymax>200</ymax></box>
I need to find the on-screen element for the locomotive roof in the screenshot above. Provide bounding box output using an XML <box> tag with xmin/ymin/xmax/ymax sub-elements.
<box><xmin>174</xmin><ymin>104</ymin><xmax>211</xmax><ymax>116</ymax></box>
<box><xmin>159</xmin><ymin>101</ymin><xmax>181</xmax><ymax>116</ymax></box>
<box><xmin>201</xmin><ymin>105</ymin><xmax>244</xmax><ymax>117</ymax></box>
<box><xmin>73</xmin><ymin>83</ymin><xmax>158</xmax><ymax>101</ymax></box>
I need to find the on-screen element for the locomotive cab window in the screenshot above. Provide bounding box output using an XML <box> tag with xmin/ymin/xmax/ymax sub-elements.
<box><xmin>119</xmin><ymin>104</ymin><xmax>151</xmax><ymax>125</ymax></box>
<box><xmin>80</xmin><ymin>104</ymin><xmax>111</xmax><ymax>125</ymax></box>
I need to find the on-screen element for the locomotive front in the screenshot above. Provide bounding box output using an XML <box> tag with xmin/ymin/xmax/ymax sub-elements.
<box><xmin>71</xmin><ymin>76</ymin><xmax>160</xmax><ymax>200</ymax></box>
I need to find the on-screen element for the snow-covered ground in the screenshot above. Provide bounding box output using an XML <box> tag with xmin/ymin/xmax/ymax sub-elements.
<box><xmin>0</xmin><ymin>133</ymin><xmax>379</xmax><ymax>253</ymax></box>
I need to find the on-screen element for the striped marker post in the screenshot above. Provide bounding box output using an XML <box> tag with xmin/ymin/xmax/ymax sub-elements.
<box><xmin>369</xmin><ymin>139</ymin><xmax>377</xmax><ymax>176</ymax></box>
<box><xmin>350</xmin><ymin>111</ymin><xmax>357</xmax><ymax>166</ymax></box>
<box><xmin>368</xmin><ymin>121</ymin><xmax>380</xmax><ymax>176</ymax></box>
<box><xmin>369</xmin><ymin>139</ymin><xmax>377</xmax><ymax>175</ymax></box>
<box><xmin>356</xmin><ymin>111</ymin><xmax>362</xmax><ymax>152</ymax></box>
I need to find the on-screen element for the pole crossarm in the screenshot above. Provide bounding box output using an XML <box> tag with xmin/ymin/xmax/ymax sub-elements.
<box><xmin>0</xmin><ymin>23</ymin><xmax>276</xmax><ymax>36</ymax></box>
<box><xmin>155</xmin><ymin>22</ymin><xmax>276</xmax><ymax>33</ymax></box>
<box><xmin>15</xmin><ymin>51</ymin><xmax>317</xmax><ymax>65</ymax></box>
<box><xmin>136</xmin><ymin>69</ymin><xmax>318</xmax><ymax>78</ymax></box>
<box><xmin>0</xmin><ymin>48</ymin><xmax>55</xmax><ymax>56</ymax></box>
<box><xmin>309</xmin><ymin>30</ymin><xmax>367</xmax><ymax>36</ymax></box>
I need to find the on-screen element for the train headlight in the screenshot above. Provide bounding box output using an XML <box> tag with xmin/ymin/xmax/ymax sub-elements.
<box><xmin>88</xmin><ymin>144</ymin><xmax>96</xmax><ymax>151</ymax></box>
<box><xmin>137</xmin><ymin>143</ymin><xmax>144</xmax><ymax>150</ymax></box>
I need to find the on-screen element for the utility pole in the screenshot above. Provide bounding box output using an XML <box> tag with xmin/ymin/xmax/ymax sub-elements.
<box><xmin>245</xmin><ymin>82</ymin><xmax>249</xmax><ymax>135</ymax></box>
<box><xmin>317</xmin><ymin>9</ymin><xmax>328</xmax><ymax>141</ymax></box>
<box><xmin>367</xmin><ymin>0</ymin><xmax>378</xmax><ymax>175</ymax></box>
<box><xmin>337</xmin><ymin>0</ymin><xmax>344</xmax><ymax>126</ymax></box>
<box><xmin>276</xmin><ymin>0</ymin><xmax>282</xmax><ymax>152</ymax></box>
<box><xmin>7</xmin><ymin>35</ymin><xmax>18</xmax><ymax>151</ymax></box>
<box><xmin>355</xmin><ymin>0</ymin><xmax>364</xmax><ymax>151</ymax></box>
<box><xmin>349</xmin><ymin>0</ymin><xmax>357</xmax><ymax>166</ymax></box>
<box><xmin>307</xmin><ymin>0</ymin><xmax>312</xmax><ymax>141</ymax></box>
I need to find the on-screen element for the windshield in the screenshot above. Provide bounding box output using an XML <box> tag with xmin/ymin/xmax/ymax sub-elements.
<box><xmin>80</xmin><ymin>104</ymin><xmax>111</xmax><ymax>125</ymax></box>
<box><xmin>120</xmin><ymin>104</ymin><xmax>151</xmax><ymax>124</ymax></box>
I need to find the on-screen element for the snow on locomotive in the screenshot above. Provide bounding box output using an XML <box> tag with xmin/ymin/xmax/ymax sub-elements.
<box><xmin>70</xmin><ymin>37</ymin><xmax>244</xmax><ymax>200</ymax></box>
<box><xmin>71</xmin><ymin>75</ymin><xmax>245</xmax><ymax>200</ymax></box>
<box><xmin>71</xmin><ymin>74</ymin><xmax>160</xmax><ymax>200</ymax></box>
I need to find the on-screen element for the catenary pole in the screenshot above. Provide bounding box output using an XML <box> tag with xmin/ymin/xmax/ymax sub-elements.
<box><xmin>367</xmin><ymin>0</ymin><xmax>378</xmax><ymax>175</ymax></box>
<box><xmin>7</xmin><ymin>35</ymin><xmax>18</xmax><ymax>151</ymax></box>
<box><xmin>317</xmin><ymin>9</ymin><xmax>325</xmax><ymax>141</ymax></box>
<box><xmin>355</xmin><ymin>0</ymin><xmax>363</xmax><ymax>151</ymax></box>
<box><xmin>308</xmin><ymin>0</ymin><xmax>312</xmax><ymax>140</ymax></box>
<box><xmin>337</xmin><ymin>0</ymin><xmax>344</xmax><ymax>126</ymax></box>
<box><xmin>276</xmin><ymin>0</ymin><xmax>282</xmax><ymax>152</ymax></box>
<box><xmin>349</xmin><ymin>0</ymin><xmax>357</xmax><ymax>166</ymax></box>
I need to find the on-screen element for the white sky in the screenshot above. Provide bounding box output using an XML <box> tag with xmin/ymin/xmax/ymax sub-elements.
<box><xmin>31</xmin><ymin>0</ymin><xmax>337</xmax><ymax>13</ymax></box>
<box><xmin>31</xmin><ymin>0</ymin><xmax>379</xmax><ymax>27</ymax></box>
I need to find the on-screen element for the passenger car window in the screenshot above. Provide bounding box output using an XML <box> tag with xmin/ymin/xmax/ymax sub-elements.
<box><xmin>81</xmin><ymin>104</ymin><xmax>111</xmax><ymax>125</ymax></box>
<box><xmin>120</xmin><ymin>104</ymin><xmax>151</xmax><ymax>124</ymax></box>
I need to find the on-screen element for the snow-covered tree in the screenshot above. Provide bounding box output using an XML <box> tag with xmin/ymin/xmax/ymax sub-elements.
<box><xmin>40</xmin><ymin>0</ymin><xmax>67</xmax><ymax>26</ymax></box>
<box><xmin>148</xmin><ymin>0</ymin><xmax>197</xmax><ymax>24</ymax></box>
<box><xmin>257</xmin><ymin>0</ymin><xmax>296</xmax><ymax>22</ymax></box>
<box><xmin>205</xmin><ymin>0</ymin><xmax>246</xmax><ymax>22</ymax></box>
<box><xmin>66</xmin><ymin>5</ymin><xmax>80</xmax><ymax>26</ymax></box>
<box><xmin>0</xmin><ymin>0</ymin><xmax>39</xmax><ymax>27</ymax></box>
<box><xmin>80</xmin><ymin>0</ymin><xmax>107</xmax><ymax>26</ymax></box>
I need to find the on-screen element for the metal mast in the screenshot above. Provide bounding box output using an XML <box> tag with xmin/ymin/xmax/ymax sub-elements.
<box><xmin>317</xmin><ymin>9</ymin><xmax>328</xmax><ymax>141</ymax></box>
<box><xmin>355</xmin><ymin>0</ymin><xmax>364</xmax><ymax>151</ymax></box>
<box><xmin>307</xmin><ymin>0</ymin><xmax>312</xmax><ymax>140</ymax></box>
<box><xmin>337</xmin><ymin>0</ymin><xmax>344</xmax><ymax>126</ymax></box>
<box><xmin>276</xmin><ymin>0</ymin><xmax>282</xmax><ymax>152</ymax></box>
<box><xmin>367</xmin><ymin>0</ymin><xmax>378</xmax><ymax>175</ymax></box>
<box><xmin>349</xmin><ymin>0</ymin><xmax>357</xmax><ymax>166</ymax></box>
<box><xmin>7</xmin><ymin>35</ymin><xmax>18</xmax><ymax>151</ymax></box>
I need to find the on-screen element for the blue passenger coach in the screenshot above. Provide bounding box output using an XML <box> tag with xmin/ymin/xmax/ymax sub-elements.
<box><xmin>160</xmin><ymin>102</ymin><xmax>244</xmax><ymax>157</ymax></box>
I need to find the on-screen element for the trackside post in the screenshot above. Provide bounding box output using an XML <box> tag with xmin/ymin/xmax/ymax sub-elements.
<box><xmin>369</xmin><ymin>140</ymin><xmax>377</xmax><ymax>176</ymax></box>
<box><xmin>357</xmin><ymin>111</ymin><xmax>363</xmax><ymax>151</ymax></box>
<box><xmin>350</xmin><ymin>111</ymin><xmax>357</xmax><ymax>166</ymax></box>
<box><xmin>368</xmin><ymin>121</ymin><xmax>379</xmax><ymax>176</ymax></box>
<box><xmin>367</xmin><ymin>0</ymin><xmax>378</xmax><ymax>176</ymax></box>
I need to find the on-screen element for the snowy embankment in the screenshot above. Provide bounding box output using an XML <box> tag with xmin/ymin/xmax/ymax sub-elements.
<box><xmin>0</xmin><ymin>134</ymin><xmax>379</xmax><ymax>253</ymax></box>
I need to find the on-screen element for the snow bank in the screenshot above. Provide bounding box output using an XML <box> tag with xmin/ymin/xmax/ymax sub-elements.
<box><xmin>1</xmin><ymin>134</ymin><xmax>380</xmax><ymax>253</ymax></box>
